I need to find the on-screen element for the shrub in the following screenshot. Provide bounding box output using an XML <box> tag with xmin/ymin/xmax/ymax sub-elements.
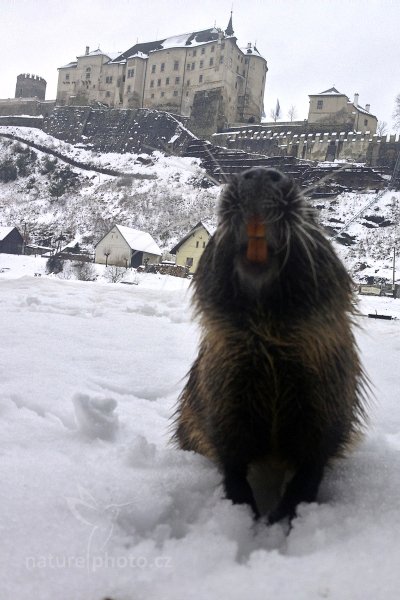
<box><xmin>73</xmin><ymin>261</ymin><xmax>97</xmax><ymax>281</ymax></box>
<box><xmin>46</xmin><ymin>255</ymin><xmax>64</xmax><ymax>274</ymax></box>
<box><xmin>105</xmin><ymin>266</ymin><xmax>126</xmax><ymax>283</ymax></box>
<box><xmin>0</xmin><ymin>160</ymin><xmax>18</xmax><ymax>183</ymax></box>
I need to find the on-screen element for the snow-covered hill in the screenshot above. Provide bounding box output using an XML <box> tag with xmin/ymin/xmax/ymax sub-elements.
<box><xmin>1</xmin><ymin>125</ymin><xmax>399</xmax><ymax>283</ymax></box>
<box><xmin>1</xmin><ymin>257</ymin><xmax>400</xmax><ymax>600</ymax></box>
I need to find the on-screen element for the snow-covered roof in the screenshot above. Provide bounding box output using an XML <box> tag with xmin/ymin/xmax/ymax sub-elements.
<box><xmin>310</xmin><ymin>87</ymin><xmax>346</xmax><ymax>97</ymax></box>
<box><xmin>115</xmin><ymin>225</ymin><xmax>161</xmax><ymax>255</ymax></box>
<box><xmin>58</xmin><ymin>61</ymin><xmax>78</xmax><ymax>70</ymax></box>
<box><xmin>0</xmin><ymin>226</ymin><xmax>16</xmax><ymax>241</ymax></box>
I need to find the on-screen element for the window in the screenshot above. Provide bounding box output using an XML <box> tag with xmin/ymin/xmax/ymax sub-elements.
<box><xmin>196</xmin><ymin>241</ymin><xmax>199</xmax><ymax>248</ymax></box>
<box><xmin>191</xmin><ymin>62</ymin><xmax>195</xmax><ymax>70</ymax></box>
<box><xmin>201</xmin><ymin>47</ymin><xmax>205</xmax><ymax>54</ymax></box>
<box><xmin>186</xmin><ymin>257</ymin><xmax>193</xmax><ymax>267</ymax></box>
<box><xmin>161</xmin><ymin>91</ymin><xmax>165</xmax><ymax>97</ymax></box>
<box><xmin>65</xmin><ymin>74</ymin><xmax>70</xmax><ymax>81</ymax></box>
<box><xmin>200</xmin><ymin>60</ymin><xmax>204</xmax><ymax>68</ymax></box>
<box><xmin>175</xmin><ymin>76</ymin><xmax>180</xmax><ymax>84</ymax></box>
<box><xmin>186</xmin><ymin>64</ymin><xmax>191</xmax><ymax>71</ymax></box>
<box><xmin>193</xmin><ymin>49</ymin><xmax>197</xmax><ymax>57</ymax></box>
<box><xmin>317</xmin><ymin>100</ymin><xmax>323</xmax><ymax>109</ymax></box>
<box><xmin>157</xmin><ymin>79</ymin><xmax>161</xmax><ymax>87</ymax></box>
<box><xmin>150</xmin><ymin>80</ymin><xmax>154</xmax><ymax>88</ymax></box>
<box><xmin>105</xmin><ymin>76</ymin><xmax>113</xmax><ymax>84</ymax></box>
<box><xmin>151</xmin><ymin>65</ymin><xmax>156</xmax><ymax>73</ymax></box>
<box><xmin>220</xmin><ymin>56</ymin><xmax>224</xmax><ymax>64</ymax></box>
<box><xmin>221</xmin><ymin>42</ymin><xmax>225</xmax><ymax>49</ymax></box>
<box><xmin>161</xmin><ymin>63</ymin><xmax>165</xmax><ymax>72</ymax></box>
<box><xmin>174</xmin><ymin>61</ymin><xmax>179</xmax><ymax>70</ymax></box>
<box><xmin>85</xmin><ymin>71</ymin><xmax>91</xmax><ymax>80</ymax></box>
<box><xmin>127</xmin><ymin>68</ymin><xmax>135</xmax><ymax>78</ymax></box>
<box><xmin>127</xmin><ymin>85</ymin><xmax>131</xmax><ymax>92</ymax></box>
<box><xmin>186</xmin><ymin>79</ymin><xmax>190</xmax><ymax>86</ymax></box>
<box><xmin>203</xmin><ymin>241</ymin><xmax>206</xmax><ymax>248</ymax></box>
<box><xmin>151</xmin><ymin>93</ymin><xmax>155</xmax><ymax>98</ymax></box>
<box><xmin>166</xmin><ymin>77</ymin><xmax>170</xmax><ymax>84</ymax></box>
<box><xmin>211</xmin><ymin>45</ymin><xmax>215</xmax><ymax>52</ymax></box>
<box><xmin>199</xmin><ymin>75</ymin><xmax>203</xmax><ymax>83</ymax></box>
<box><xmin>173</xmin><ymin>90</ymin><xmax>179</xmax><ymax>96</ymax></box>
<box><xmin>106</xmin><ymin>91</ymin><xmax>111</xmax><ymax>97</ymax></box>
<box><xmin>364</xmin><ymin>119</ymin><xmax>368</xmax><ymax>126</ymax></box>
<box><xmin>210</xmin><ymin>58</ymin><xmax>214</xmax><ymax>67</ymax></box>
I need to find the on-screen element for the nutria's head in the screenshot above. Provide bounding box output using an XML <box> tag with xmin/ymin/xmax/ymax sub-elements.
<box><xmin>214</xmin><ymin>167</ymin><xmax>314</xmax><ymax>294</ymax></box>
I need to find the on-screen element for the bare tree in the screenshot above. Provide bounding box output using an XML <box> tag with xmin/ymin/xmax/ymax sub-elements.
<box><xmin>376</xmin><ymin>120</ymin><xmax>388</xmax><ymax>136</ymax></box>
<box><xmin>393</xmin><ymin>94</ymin><xmax>400</xmax><ymax>131</ymax></box>
<box><xmin>103</xmin><ymin>247</ymin><xmax>111</xmax><ymax>267</ymax></box>
<box><xmin>270</xmin><ymin>99</ymin><xmax>281</xmax><ymax>123</ymax></box>
<box><xmin>287</xmin><ymin>105</ymin><xmax>297</xmax><ymax>122</ymax></box>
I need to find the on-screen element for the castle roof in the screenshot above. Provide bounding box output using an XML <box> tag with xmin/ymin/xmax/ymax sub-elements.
<box><xmin>111</xmin><ymin>28</ymin><xmax>221</xmax><ymax>64</ymax></box>
<box><xmin>310</xmin><ymin>87</ymin><xmax>346</xmax><ymax>96</ymax></box>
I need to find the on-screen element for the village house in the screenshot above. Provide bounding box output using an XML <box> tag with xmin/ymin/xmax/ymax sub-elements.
<box><xmin>56</xmin><ymin>14</ymin><xmax>267</xmax><ymax>129</ymax></box>
<box><xmin>0</xmin><ymin>226</ymin><xmax>23</xmax><ymax>255</ymax></box>
<box><xmin>308</xmin><ymin>87</ymin><xmax>377</xmax><ymax>134</ymax></box>
<box><xmin>95</xmin><ymin>224</ymin><xmax>161</xmax><ymax>268</ymax></box>
<box><xmin>170</xmin><ymin>221</ymin><xmax>215</xmax><ymax>274</ymax></box>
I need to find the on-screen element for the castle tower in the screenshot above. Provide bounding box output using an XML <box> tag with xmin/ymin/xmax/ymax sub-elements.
<box><xmin>15</xmin><ymin>74</ymin><xmax>47</xmax><ymax>100</ymax></box>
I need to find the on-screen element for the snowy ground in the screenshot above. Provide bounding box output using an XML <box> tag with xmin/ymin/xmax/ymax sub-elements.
<box><xmin>1</xmin><ymin>255</ymin><xmax>400</xmax><ymax>600</ymax></box>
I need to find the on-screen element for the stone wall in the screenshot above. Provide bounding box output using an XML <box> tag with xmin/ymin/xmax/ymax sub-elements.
<box><xmin>42</xmin><ymin>106</ymin><xmax>195</xmax><ymax>154</ymax></box>
<box><xmin>212</xmin><ymin>126</ymin><xmax>400</xmax><ymax>170</ymax></box>
<box><xmin>0</xmin><ymin>98</ymin><xmax>55</xmax><ymax>117</ymax></box>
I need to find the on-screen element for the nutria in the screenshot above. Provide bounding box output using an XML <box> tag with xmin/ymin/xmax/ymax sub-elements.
<box><xmin>174</xmin><ymin>167</ymin><xmax>368</xmax><ymax>524</ymax></box>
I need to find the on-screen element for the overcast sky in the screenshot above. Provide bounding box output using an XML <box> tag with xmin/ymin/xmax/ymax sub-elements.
<box><xmin>1</xmin><ymin>0</ymin><xmax>399</xmax><ymax>130</ymax></box>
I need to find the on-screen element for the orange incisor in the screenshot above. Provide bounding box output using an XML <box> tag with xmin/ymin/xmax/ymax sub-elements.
<box><xmin>246</xmin><ymin>216</ymin><xmax>268</xmax><ymax>264</ymax></box>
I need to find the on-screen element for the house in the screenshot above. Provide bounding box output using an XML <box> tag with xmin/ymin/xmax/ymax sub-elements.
<box><xmin>308</xmin><ymin>87</ymin><xmax>377</xmax><ymax>134</ymax></box>
<box><xmin>0</xmin><ymin>226</ymin><xmax>23</xmax><ymax>254</ymax></box>
<box><xmin>95</xmin><ymin>224</ymin><xmax>161</xmax><ymax>268</ymax></box>
<box><xmin>170</xmin><ymin>221</ymin><xmax>216</xmax><ymax>273</ymax></box>
<box><xmin>56</xmin><ymin>14</ymin><xmax>268</xmax><ymax>130</ymax></box>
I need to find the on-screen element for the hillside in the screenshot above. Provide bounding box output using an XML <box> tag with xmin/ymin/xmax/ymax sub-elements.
<box><xmin>0</xmin><ymin>125</ymin><xmax>399</xmax><ymax>283</ymax></box>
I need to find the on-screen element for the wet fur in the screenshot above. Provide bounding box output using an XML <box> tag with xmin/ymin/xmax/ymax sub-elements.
<box><xmin>174</xmin><ymin>167</ymin><xmax>368</xmax><ymax>523</ymax></box>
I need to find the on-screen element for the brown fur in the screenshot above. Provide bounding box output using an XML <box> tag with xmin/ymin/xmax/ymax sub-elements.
<box><xmin>173</xmin><ymin>167</ymin><xmax>368</xmax><ymax>523</ymax></box>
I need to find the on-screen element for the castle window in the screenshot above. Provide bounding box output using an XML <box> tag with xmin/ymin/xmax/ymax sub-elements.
<box><xmin>364</xmin><ymin>119</ymin><xmax>368</xmax><ymax>126</ymax></box>
<box><xmin>317</xmin><ymin>100</ymin><xmax>323</xmax><ymax>109</ymax></box>
<box><xmin>150</xmin><ymin>80</ymin><xmax>154</xmax><ymax>88</ymax></box>
<box><xmin>85</xmin><ymin>72</ymin><xmax>91</xmax><ymax>80</ymax></box>
<box><xmin>196</xmin><ymin>241</ymin><xmax>199</xmax><ymax>248</ymax></box>
<box><xmin>151</xmin><ymin>93</ymin><xmax>155</xmax><ymax>98</ymax></box>
<box><xmin>186</xmin><ymin>79</ymin><xmax>191</xmax><ymax>86</ymax></box>
<box><xmin>161</xmin><ymin>63</ymin><xmax>165</xmax><ymax>72</ymax></box>
<box><xmin>193</xmin><ymin>49</ymin><xmax>197</xmax><ymax>57</ymax></box>
<box><xmin>186</xmin><ymin>64</ymin><xmax>191</xmax><ymax>71</ymax></box>
<box><xmin>106</xmin><ymin>91</ymin><xmax>111</xmax><ymax>97</ymax></box>
<box><xmin>166</xmin><ymin>77</ymin><xmax>170</xmax><ymax>84</ymax></box>
<box><xmin>173</xmin><ymin>90</ymin><xmax>179</xmax><ymax>96</ymax></box>
<box><xmin>220</xmin><ymin>56</ymin><xmax>224</xmax><ymax>64</ymax></box>
<box><xmin>211</xmin><ymin>45</ymin><xmax>215</xmax><ymax>52</ymax></box>
<box><xmin>199</xmin><ymin>75</ymin><xmax>203</xmax><ymax>83</ymax></box>
<box><xmin>221</xmin><ymin>42</ymin><xmax>225</xmax><ymax>49</ymax></box>
<box><xmin>151</xmin><ymin>65</ymin><xmax>156</xmax><ymax>73</ymax></box>
<box><xmin>203</xmin><ymin>241</ymin><xmax>206</xmax><ymax>248</ymax></box>
<box><xmin>161</xmin><ymin>91</ymin><xmax>165</xmax><ymax>97</ymax></box>
<box><xmin>157</xmin><ymin>79</ymin><xmax>161</xmax><ymax>87</ymax></box>
<box><xmin>200</xmin><ymin>60</ymin><xmax>204</xmax><ymax>68</ymax></box>
<box><xmin>65</xmin><ymin>74</ymin><xmax>70</xmax><ymax>81</ymax></box>
<box><xmin>191</xmin><ymin>62</ymin><xmax>195</xmax><ymax>70</ymax></box>
<box><xmin>174</xmin><ymin>61</ymin><xmax>179</xmax><ymax>70</ymax></box>
<box><xmin>175</xmin><ymin>76</ymin><xmax>180</xmax><ymax>84</ymax></box>
<box><xmin>105</xmin><ymin>76</ymin><xmax>113</xmax><ymax>84</ymax></box>
<box><xmin>245</xmin><ymin>58</ymin><xmax>249</xmax><ymax>64</ymax></box>
<box><xmin>201</xmin><ymin>48</ymin><xmax>205</xmax><ymax>55</ymax></box>
<box><xmin>209</xmin><ymin>58</ymin><xmax>214</xmax><ymax>67</ymax></box>
<box><xmin>127</xmin><ymin>68</ymin><xmax>135</xmax><ymax>78</ymax></box>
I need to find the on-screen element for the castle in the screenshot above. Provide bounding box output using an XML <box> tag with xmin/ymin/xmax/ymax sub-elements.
<box><xmin>56</xmin><ymin>15</ymin><xmax>268</xmax><ymax>133</ymax></box>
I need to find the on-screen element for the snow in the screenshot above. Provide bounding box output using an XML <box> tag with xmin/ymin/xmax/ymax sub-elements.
<box><xmin>0</xmin><ymin>225</ymin><xmax>14</xmax><ymax>239</ymax></box>
<box><xmin>1</xmin><ymin>254</ymin><xmax>400</xmax><ymax>599</ymax></box>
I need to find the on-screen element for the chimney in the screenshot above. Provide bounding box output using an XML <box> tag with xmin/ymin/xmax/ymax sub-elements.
<box><xmin>354</xmin><ymin>93</ymin><xmax>359</xmax><ymax>107</ymax></box>
<box><xmin>85</xmin><ymin>46</ymin><xmax>90</xmax><ymax>55</ymax></box>
<box><xmin>365</xmin><ymin>104</ymin><xmax>370</xmax><ymax>113</ymax></box>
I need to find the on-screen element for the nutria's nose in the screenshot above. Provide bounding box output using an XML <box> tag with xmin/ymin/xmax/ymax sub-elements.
<box><xmin>241</xmin><ymin>167</ymin><xmax>284</xmax><ymax>184</ymax></box>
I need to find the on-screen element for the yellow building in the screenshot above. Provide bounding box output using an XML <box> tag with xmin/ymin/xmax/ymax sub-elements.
<box><xmin>308</xmin><ymin>87</ymin><xmax>377</xmax><ymax>133</ymax></box>
<box><xmin>171</xmin><ymin>222</ymin><xmax>215</xmax><ymax>274</ymax></box>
